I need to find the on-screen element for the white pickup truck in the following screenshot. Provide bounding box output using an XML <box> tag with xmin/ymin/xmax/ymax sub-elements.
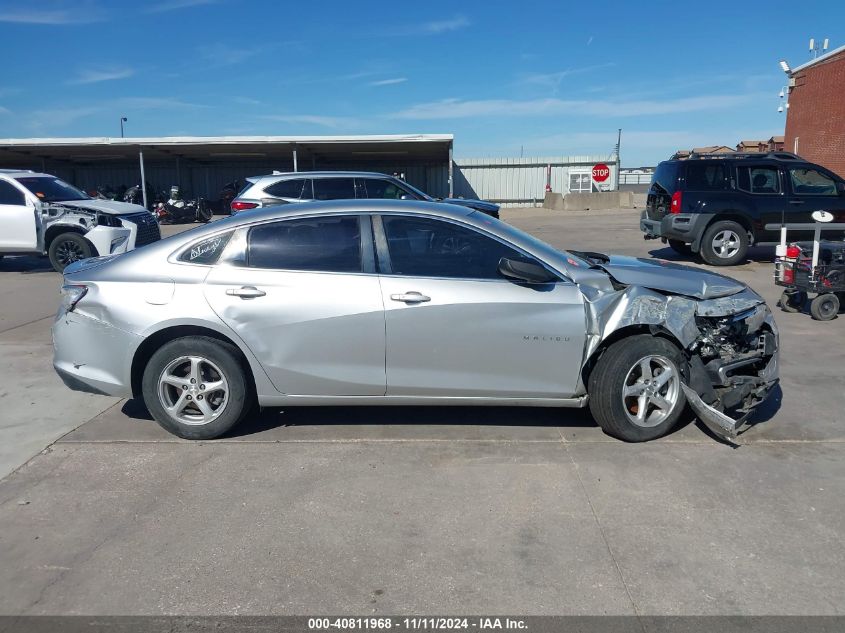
<box><xmin>0</xmin><ymin>169</ymin><xmax>160</xmax><ymax>272</ymax></box>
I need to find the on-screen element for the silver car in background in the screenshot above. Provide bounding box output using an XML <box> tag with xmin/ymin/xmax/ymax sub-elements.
<box><xmin>52</xmin><ymin>200</ymin><xmax>779</xmax><ymax>443</ymax></box>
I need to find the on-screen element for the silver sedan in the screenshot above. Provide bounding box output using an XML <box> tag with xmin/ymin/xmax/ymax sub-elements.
<box><xmin>52</xmin><ymin>200</ymin><xmax>779</xmax><ymax>442</ymax></box>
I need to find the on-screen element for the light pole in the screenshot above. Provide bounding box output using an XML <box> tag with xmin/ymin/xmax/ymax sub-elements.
<box><xmin>120</xmin><ymin>117</ymin><xmax>127</xmax><ymax>138</ymax></box>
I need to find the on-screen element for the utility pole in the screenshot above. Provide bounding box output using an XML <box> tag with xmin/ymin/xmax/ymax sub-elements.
<box><xmin>615</xmin><ymin>128</ymin><xmax>622</xmax><ymax>191</ymax></box>
<box><xmin>120</xmin><ymin>117</ymin><xmax>127</xmax><ymax>138</ymax></box>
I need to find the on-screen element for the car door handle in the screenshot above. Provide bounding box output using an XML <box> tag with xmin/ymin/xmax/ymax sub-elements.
<box><xmin>226</xmin><ymin>286</ymin><xmax>266</xmax><ymax>299</ymax></box>
<box><xmin>390</xmin><ymin>291</ymin><xmax>431</xmax><ymax>304</ymax></box>
<box><xmin>789</xmin><ymin>200</ymin><xmax>805</xmax><ymax>205</ymax></box>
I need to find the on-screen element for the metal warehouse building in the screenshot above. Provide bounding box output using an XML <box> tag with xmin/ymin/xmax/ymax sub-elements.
<box><xmin>0</xmin><ymin>133</ymin><xmax>619</xmax><ymax>207</ymax></box>
<box><xmin>0</xmin><ymin>134</ymin><xmax>455</xmax><ymax>204</ymax></box>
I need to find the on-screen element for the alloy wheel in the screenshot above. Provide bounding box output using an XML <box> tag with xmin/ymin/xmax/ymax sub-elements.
<box><xmin>711</xmin><ymin>229</ymin><xmax>741</xmax><ymax>259</ymax></box>
<box><xmin>157</xmin><ymin>356</ymin><xmax>229</xmax><ymax>425</ymax></box>
<box><xmin>55</xmin><ymin>240</ymin><xmax>86</xmax><ymax>266</ymax></box>
<box><xmin>621</xmin><ymin>355</ymin><xmax>681</xmax><ymax>428</ymax></box>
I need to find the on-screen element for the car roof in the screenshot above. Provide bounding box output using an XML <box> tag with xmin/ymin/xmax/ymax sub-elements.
<box><xmin>223</xmin><ymin>199</ymin><xmax>473</xmax><ymax>226</ymax></box>
<box><xmin>248</xmin><ymin>170</ymin><xmax>395</xmax><ymax>182</ymax></box>
<box><xmin>0</xmin><ymin>169</ymin><xmax>53</xmax><ymax>178</ymax></box>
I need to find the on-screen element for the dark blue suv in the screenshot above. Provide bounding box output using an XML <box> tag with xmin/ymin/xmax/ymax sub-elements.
<box><xmin>640</xmin><ymin>152</ymin><xmax>845</xmax><ymax>265</ymax></box>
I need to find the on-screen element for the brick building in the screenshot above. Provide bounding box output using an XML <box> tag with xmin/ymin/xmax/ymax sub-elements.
<box><xmin>784</xmin><ymin>44</ymin><xmax>845</xmax><ymax>177</ymax></box>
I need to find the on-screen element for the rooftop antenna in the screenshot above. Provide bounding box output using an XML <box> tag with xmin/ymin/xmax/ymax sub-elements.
<box><xmin>809</xmin><ymin>37</ymin><xmax>830</xmax><ymax>59</ymax></box>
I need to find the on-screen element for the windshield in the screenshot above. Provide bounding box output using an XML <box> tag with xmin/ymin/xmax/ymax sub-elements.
<box><xmin>468</xmin><ymin>211</ymin><xmax>591</xmax><ymax>271</ymax></box>
<box><xmin>15</xmin><ymin>176</ymin><xmax>89</xmax><ymax>202</ymax></box>
<box><xmin>394</xmin><ymin>178</ymin><xmax>434</xmax><ymax>201</ymax></box>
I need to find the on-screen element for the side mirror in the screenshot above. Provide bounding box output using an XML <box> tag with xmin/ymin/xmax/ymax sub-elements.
<box><xmin>399</xmin><ymin>194</ymin><xmax>413</xmax><ymax>200</ymax></box>
<box><xmin>837</xmin><ymin>182</ymin><xmax>845</xmax><ymax>196</ymax></box>
<box><xmin>497</xmin><ymin>257</ymin><xmax>558</xmax><ymax>284</ymax></box>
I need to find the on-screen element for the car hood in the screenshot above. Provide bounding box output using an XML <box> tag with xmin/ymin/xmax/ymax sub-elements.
<box><xmin>596</xmin><ymin>255</ymin><xmax>747</xmax><ymax>300</ymax></box>
<box><xmin>53</xmin><ymin>199</ymin><xmax>149</xmax><ymax>216</ymax></box>
<box><xmin>440</xmin><ymin>198</ymin><xmax>500</xmax><ymax>213</ymax></box>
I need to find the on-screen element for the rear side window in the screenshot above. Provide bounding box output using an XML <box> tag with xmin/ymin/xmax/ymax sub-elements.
<box><xmin>178</xmin><ymin>232</ymin><xmax>233</xmax><ymax>265</ymax></box>
<box><xmin>789</xmin><ymin>168</ymin><xmax>837</xmax><ymax>195</ymax></box>
<box><xmin>685</xmin><ymin>163</ymin><xmax>728</xmax><ymax>191</ymax></box>
<box><xmin>651</xmin><ymin>162</ymin><xmax>679</xmax><ymax>194</ymax></box>
<box><xmin>0</xmin><ymin>180</ymin><xmax>26</xmax><ymax>205</ymax></box>
<box><xmin>247</xmin><ymin>215</ymin><xmax>361</xmax><ymax>272</ymax></box>
<box><xmin>313</xmin><ymin>178</ymin><xmax>355</xmax><ymax>201</ymax></box>
<box><xmin>264</xmin><ymin>178</ymin><xmax>312</xmax><ymax>199</ymax></box>
<box><xmin>737</xmin><ymin>167</ymin><xmax>781</xmax><ymax>194</ymax></box>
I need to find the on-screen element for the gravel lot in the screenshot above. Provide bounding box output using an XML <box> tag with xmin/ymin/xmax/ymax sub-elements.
<box><xmin>0</xmin><ymin>208</ymin><xmax>843</xmax><ymax>615</ymax></box>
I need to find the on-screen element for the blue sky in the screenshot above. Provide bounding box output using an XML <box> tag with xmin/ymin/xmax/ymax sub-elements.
<box><xmin>0</xmin><ymin>0</ymin><xmax>841</xmax><ymax>165</ymax></box>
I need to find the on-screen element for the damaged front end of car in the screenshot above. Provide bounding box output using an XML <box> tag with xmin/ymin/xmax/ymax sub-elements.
<box><xmin>572</xmin><ymin>258</ymin><xmax>779</xmax><ymax>443</ymax></box>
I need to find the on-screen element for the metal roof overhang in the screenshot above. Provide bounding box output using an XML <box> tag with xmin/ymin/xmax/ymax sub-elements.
<box><xmin>0</xmin><ymin>134</ymin><xmax>453</xmax><ymax>166</ymax></box>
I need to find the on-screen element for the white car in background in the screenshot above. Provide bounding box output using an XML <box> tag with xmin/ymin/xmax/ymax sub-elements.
<box><xmin>0</xmin><ymin>170</ymin><xmax>161</xmax><ymax>272</ymax></box>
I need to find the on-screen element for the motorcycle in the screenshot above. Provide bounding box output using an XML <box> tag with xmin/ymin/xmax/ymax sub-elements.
<box><xmin>218</xmin><ymin>180</ymin><xmax>241</xmax><ymax>215</ymax></box>
<box><xmin>123</xmin><ymin>182</ymin><xmax>158</xmax><ymax>210</ymax></box>
<box><xmin>154</xmin><ymin>185</ymin><xmax>213</xmax><ymax>224</ymax></box>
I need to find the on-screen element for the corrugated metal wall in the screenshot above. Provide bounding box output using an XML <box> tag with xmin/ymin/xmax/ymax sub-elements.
<box><xmin>453</xmin><ymin>155</ymin><xmax>618</xmax><ymax>207</ymax></box>
<box><xmin>58</xmin><ymin>159</ymin><xmax>450</xmax><ymax>201</ymax></box>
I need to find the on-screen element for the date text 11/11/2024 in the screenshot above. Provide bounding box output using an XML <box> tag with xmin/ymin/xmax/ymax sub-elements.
<box><xmin>308</xmin><ymin>617</ymin><xmax>528</xmax><ymax>630</ymax></box>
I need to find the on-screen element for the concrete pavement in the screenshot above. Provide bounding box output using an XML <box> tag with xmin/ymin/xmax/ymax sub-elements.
<box><xmin>0</xmin><ymin>208</ymin><xmax>843</xmax><ymax>615</ymax></box>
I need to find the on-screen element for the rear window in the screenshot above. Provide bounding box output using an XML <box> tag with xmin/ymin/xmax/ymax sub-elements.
<box><xmin>15</xmin><ymin>176</ymin><xmax>88</xmax><ymax>202</ymax></box>
<box><xmin>685</xmin><ymin>163</ymin><xmax>728</xmax><ymax>191</ymax></box>
<box><xmin>651</xmin><ymin>162</ymin><xmax>679</xmax><ymax>194</ymax></box>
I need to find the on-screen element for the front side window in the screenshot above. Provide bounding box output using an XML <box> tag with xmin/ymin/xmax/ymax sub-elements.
<box><xmin>381</xmin><ymin>215</ymin><xmax>522</xmax><ymax>279</ymax></box>
<box><xmin>312</xmin><ymin>178</ymin><xmax>356</xmax><ymax>201</ymax></box>
<box><xmin>789</xmin><ymin>168</ymin><xmax>837</xmax><ymax>196</ymax></box>
<box><xmin>362</xmin><ymin>178</ymin><xmax>414</xmax><ymax>200</ymax></box>
<box><xmin>247</xmin><ymin>215</ymin><xmax>361</xmax><ymax>272</ymax></box>
<box><xmin>685</xmin><ymin>163</ymin><xmax>728</xmax><ymax>191</ymax></box>
<box><xmin>738</xmin><ymin>167</ymin><xmax>781</xmax><ymax>194</ymax></box>
<box><xmin>14</xmin><ymin>176</ymin><xmax>88</xmax><ymax>202</ymax></box>
<box><xmin>0</xmin><ymin>180</ymin><xmax>26</xmax><ymax>206</ymax></box>
<box><xmin>264</xmin><ymin>178</ymin><xmax>311</xmax><ymax>200</ymax></box>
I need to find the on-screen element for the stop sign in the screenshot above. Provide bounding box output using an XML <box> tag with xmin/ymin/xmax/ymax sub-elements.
<box><xmin>592</xmin><ymin>163</ymin><xmax>610</xmax><ymax>183</ymax></box>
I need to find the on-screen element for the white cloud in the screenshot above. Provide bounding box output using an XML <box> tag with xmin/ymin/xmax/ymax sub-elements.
<box><xmin>422</xmin><ymin>15</ymin><xmax>469</xmax><ymax>33</ymax></box>
<box><xmin>199</xmin><ymin>44</ymin><xmax>259</xmax><ymax>66</ymax></box>
<box><xmin>115</xmin><ymin>97</ymin><xmax>208</xmax><ymax>110</ymax></box>
<box><xmin>0</xmin><ymin>106</ymin><xmax>11</xmax><ymax>115</ymax></box>
<box><xmin>519</xmin><ymin>63</ymin><xmax>615</xmax><ymax>91</ymax></box>
<box><xmin>262</xmin><ymin>114</ymin><xmax>359</xmax><ymax>128</ymax></box>
<box><xmin>146</xmin><ymin>0</ymin><xmax>217</xmax><ymax>13</ymax></box>
<box><xmin>392</xmin><ymin>94</ymin><xmax>756</xmax><ymax>119</ymax></box>
<box><xmin>0</xmin><ymin>6</ymin><xmax>104</xmax><ymax>24</ymax></box>
<box><xmin>68</xmin><ymin>67</ymin><xmax>134</xmax><ymax>85</ymax></box>
<box><xmin>368</xmin><ymin>77</ymin><xmax>408</xmax><ymax>86</ymax></box>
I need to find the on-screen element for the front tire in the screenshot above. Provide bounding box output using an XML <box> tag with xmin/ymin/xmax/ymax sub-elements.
<box><xmin>588</xmin><ymin>335</ymin><xmax>687</xmax><ymax>442</ymax></box>
<box><xmin>142</xmin><ymin>336</ymin><xmax>253</xmax><ymax>439</ymax></box>
<box><xmin>699</xmin><ymin>220</ymin><xmax>749</xmax><ymax>266</ymax></box>
<box><xmin>48</xmin><ymin>232</ymin><xmax>93</xmax><ymax>272</ymax></box>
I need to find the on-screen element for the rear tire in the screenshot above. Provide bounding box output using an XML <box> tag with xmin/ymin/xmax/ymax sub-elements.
<box><xmin>810</xmin><ymin>293</ymin><xmax>839</xmax><ymax>321</ymax></box>
<box><xmin>48</xmin><ymin>232</ymin><xmax>93</xmax><ymax>272</ymax></box>
<box><xmin>699</xmin><ymin>220</ymin><xmax>749</xmax><ymax>266</ymax></box>
<box><xmin>588</xmin><ymin>335</ymin><xmax>687</xmax><ymax>442</ymax></box>
<box><xmin>142</xmin><ymin>336</ymin><xmax>253</xmax><ymax>439</ymax></box>
<box><xmin>667</xmin><ymin>240</ymin><xmax>693</xmax><ymax>256</ymax></box>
